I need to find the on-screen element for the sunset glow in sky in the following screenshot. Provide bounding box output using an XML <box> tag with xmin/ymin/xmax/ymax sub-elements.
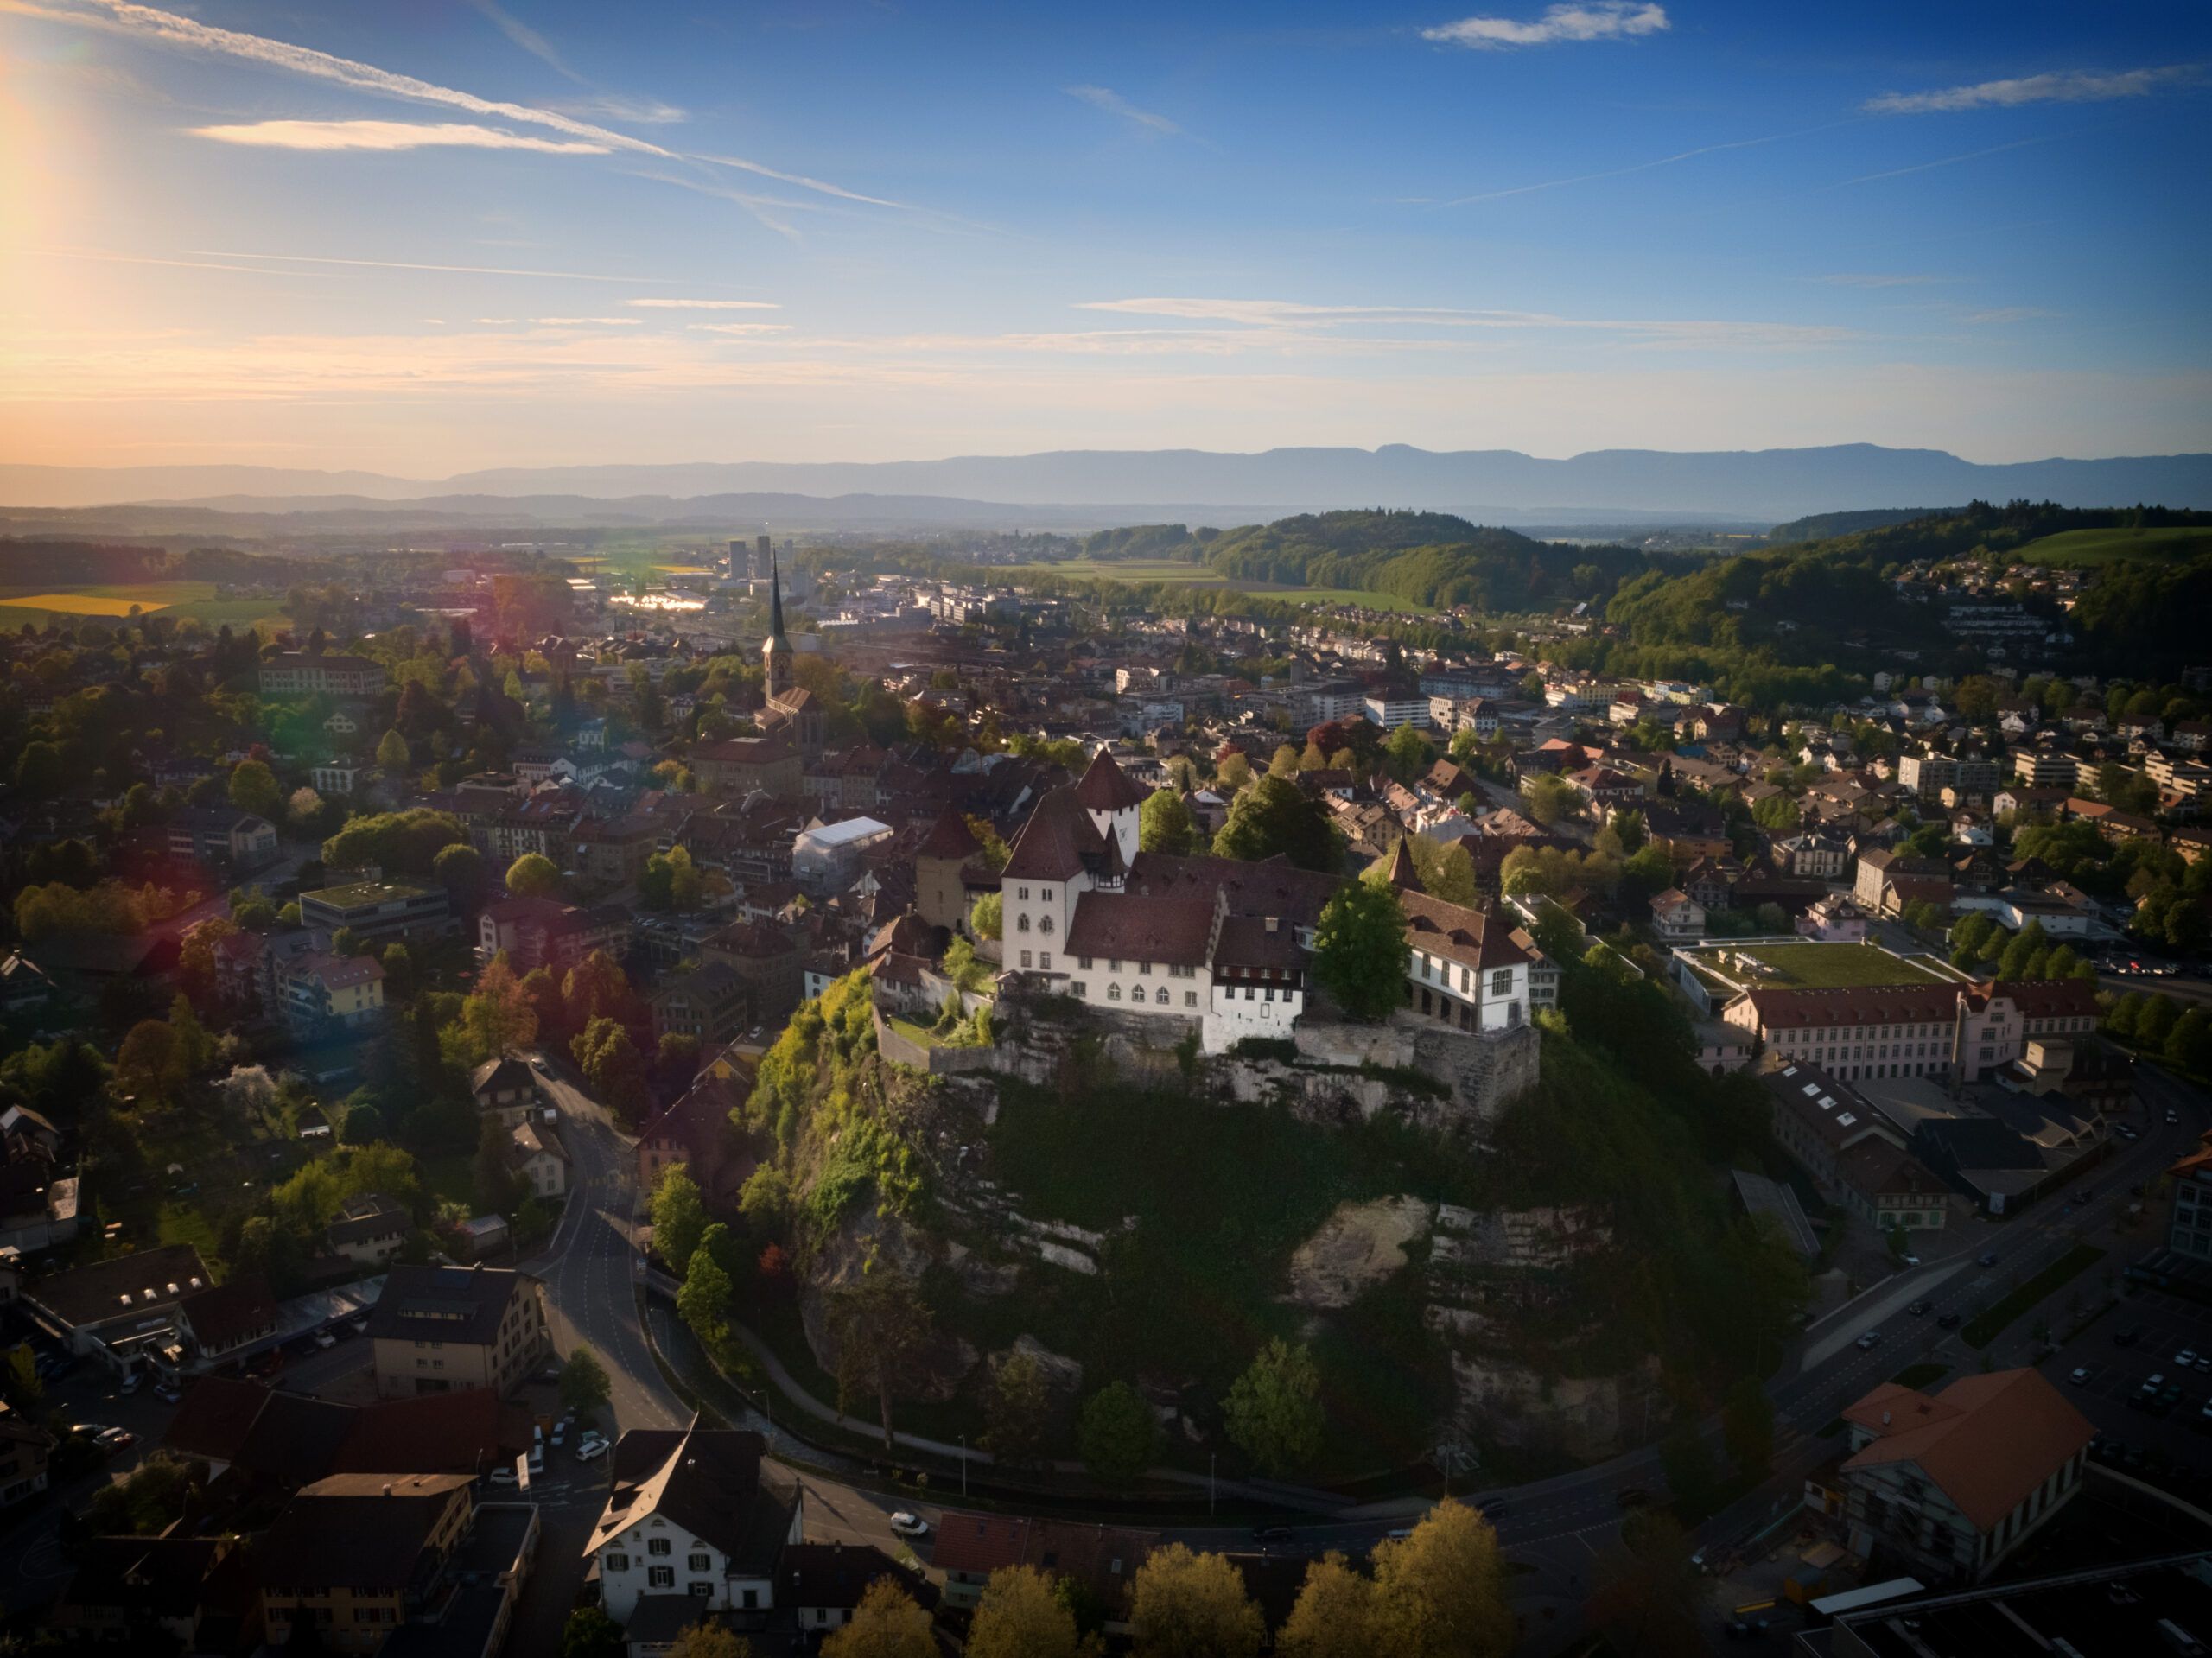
<box><xmin>1</xmin><ymin>0</ymin><xmax>2207</xmax><ymax>473</ymax></box>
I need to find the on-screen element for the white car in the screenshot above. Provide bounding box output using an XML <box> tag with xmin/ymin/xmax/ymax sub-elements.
<box><xmin>889</xmin><ymin>1511</ymin><xmax>931</xmax><ymax>1537</ymax></box>
<box><xmin>312</xmin><ymin>1331</ymin><xmax>338</xmax><ymax>1350</ymax></box>
<box><xmin>2179</xmin><ymin>1350</ymin><xmax>2200</xmax><ymax>1370</ymax></box>
<box><xmin>528</xmin><ymin>1447</ymin><xmax>544</xmax><ymax>1474</ymax></box>
<box><xmin>489</xmin><ymin>1465</ymin><xmax>519</xmax><ymax>1485</ymax></box>
<box><xmin>1855</xmin><ymin>1331</ymin><xmax>1881</xmax><ymax>1350</ymax></box>
<box><xmin>2069</xmin><ymin>1367</ymin><xmax>2092</xmax><ymax>1386</ymax></box>
<box><xmin>577</xmin><ymin>1437</ymin><xmax>611</xmax><ymax>1463</ymax></box>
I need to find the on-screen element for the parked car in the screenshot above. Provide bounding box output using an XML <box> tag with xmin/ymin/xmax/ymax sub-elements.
<box><xmin>577</xmin><ymin>1437</ymin><xmax>611</xmax><ymax>1463</ymax></box>
<box><xmin>2167</xmin><ymin>1109</ymin><xmax>2182</xmax><ymax>1125</ymax></box>
<box><xmin>118</xmin><ymin>1372</ymin><xmax>142</xmax><ymax>1395</ymax></box>
<box><xmin>153</xmin><ymin>1382</ymin><xmax>182</xmax><ymax>1404</ymax></box>
<box><xmin>2178</xmin><ymin>1350</ymin><xmax>2200</xmax><ymax>1370</ymax></box>
<box><xmin>2116</xmin><ymin>1325</ymin><xmax>2145</xmax><ymax>1348</ymax></box>
<box><xmin>2070</xmin><ymin>1367</ymin><xmax>2092</xmax><ymax>1386</ymax></box>
<box><xmin>97</xmin><ymin>1426</ymin><xmax>136</xmax><ymax>1451</ymax></box>
<box><xmin>1856</xmin><ymin>1331</ymin><xmax>1882</xmax><ymax>1350</ymax></box>
<box><xmin>1251</xmin><ymin>1525</ymin><xmax>1294</xmax><ymax>1544</ymax></box>
<box><xmin>1725</xmin><ymin>1619</ymin><xmax>1771</xmax><ymax>1641</ymax></box>
<box><xmin>312</xmin><ymin>1331</ymin><xmax>337</xmax><ymax>1350</ymax></box>
<box><xmin>489</xmin><ymin>1465</ymin><xmax>518</xmax><ymax>1486</ymax></box>
<box><xmin>1936</xmin><ymin>1312</ymin><xmax>1963</xmax><ymax>1330</ymax></box>
<box><xmin>891</xmin><ymin>1512</ymin><xmax>931</xmax><ymax>1537</ymax></box>
<box><xmin>1906</xmin><ymin>1299</ymin><xmax>1932</xmax><ymax>1317</ymax></box>
<box><xmin>528</xmin><ymin>1447</ymin><xmax>544</xmax><ymax>1474</ymax></box>
<box><xmin>1977</xmin><ymin>1253</ymin><xmax>1999</xmax><ymax>1267</ymax></box>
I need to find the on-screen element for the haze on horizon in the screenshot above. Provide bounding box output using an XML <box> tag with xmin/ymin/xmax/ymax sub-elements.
<box><xmin>2</xmin><ymin>0</ymin><xmax>2208</xmax><ymax>476</ymax></box>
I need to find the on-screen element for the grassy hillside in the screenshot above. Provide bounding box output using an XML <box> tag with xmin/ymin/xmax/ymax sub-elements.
<box><xmin>2016</xmin><ymin>525</ymin><xmax>2212</xmax><ymax>566</ymax></box>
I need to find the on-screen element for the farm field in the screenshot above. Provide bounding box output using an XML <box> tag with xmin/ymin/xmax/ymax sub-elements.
<box><xmin>0</xmin><ymin>581</ymin><xmax>283</xmax><ymax>627</ymax></box>
<box><xmin>2016</xmin><ymin>526</ymin><xmax>2212</xmax><ymax>567</ymax></box>
<box><xmin>1002</xmin><ymin>558</ymin><xmax>1439</xmax><ymax>613</ymax></box>
<box><xmin>1685</xmin><ymin>939</ymin><xmax>1960</xmax><ymax>989</ymax></box>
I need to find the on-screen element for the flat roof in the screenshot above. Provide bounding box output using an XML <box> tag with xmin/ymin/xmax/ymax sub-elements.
<box><xmin>1834</xmin><ymin>1553</ymin><xmax>2212</xmax><ymax>1658</ymax></box>
<box><xmin>304</xmin><ymin>880</ymin><xmax>435</xmax><ymax>909</ymax></box>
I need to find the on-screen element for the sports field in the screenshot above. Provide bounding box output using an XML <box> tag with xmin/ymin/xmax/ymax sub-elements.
<box><xmin>0</xmin><ymin>582</ymin><xmax>281</xmax><ymax>628</ymax></box>
<box><xmin>1687</xmin><ymin>940</ymin><xmax>1959</xmax><ymax>989</ymax></box>
<box><xmin>2015</xmin><ymin>526</ymin><xmax>2212</xmax><ymax>567</ymax></box>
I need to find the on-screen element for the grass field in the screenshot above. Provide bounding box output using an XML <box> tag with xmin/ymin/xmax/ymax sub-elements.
<box><xmin>2017</xmin><ymin>526</ymin><xmax>2212</xmax><ymax>567</ymax></box>
<box><xmin>1001</xmin><ymin>558</ymin><xmax>1439</xmax><ymax>613</ymax></box>
<box><xmin>1689</xmin><ymin>940</ymin><xmax>1955</xmax><ymax>989</ymax></box>
<box><xmin>0</xmin><ymin>581</ymin><xmax>282</xmax><ymax>628</ymax></box>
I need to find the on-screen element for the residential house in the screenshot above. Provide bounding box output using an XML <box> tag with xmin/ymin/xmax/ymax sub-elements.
<box><xmin>932</xmin><ymin>1509</ymin><xmax>1159</xmax><ymax>1629</ymax></box>
<box><xmin>48</xmin><ymin>1535</ymin><xmax>258</xmax><ymax>1649</ymax></box>
<box><xmin>257</xmin><ymin>1471</ymin><xmax>478</xmax><ymax>1653</ymax></box>
<box><xmin>365</xmin><ymin>1263</ymin><xmax>550</xmax><ymax>1400</ymax></box>
<box><xmin>637</xmin><ymin>1077</ymin><xmax>747</xmax><ymax>1209</ymax></box>
<box><xmin>299</xmin><ymin>880</ymin><xmax>454</xmax><ymax>948</ymax></box>
<box><xmin>1840</xmin><ymin>1369</ymin><xmax>2093</xmax><ymax>1582</ymax></box>
<box><xmin>281</xmin><ymin>951</ymin><xmax>385</xmax><ymax>1034</ymax></box>
<box><xmin>780</xmin><ymin>1543</ymin><xmax>937</xmax><ymax>1637</ymax></box>
<box><xmin>651</xmin><ymin>963</ymin><xmax>750</xmax><ymax>1048</ymax></box>
<box><xmin>469</xmin><ymin>1058</ymin><xmax>540</xmax><ymax>1125</ymax></box>
<box><xmin>258</xmin><ymin>653</ymin><xmax>389</xmax><ymax>696</ymax></box>
<box><xmin>166</xmin><ymin>807</ymin><xmax>279</xmax><ymax>873</ymax></box>
<box><xmin>327</xmin><ymin>1193</ymin><xmax>411</xmax><ymax>1267</ymax></box>
<box><xmin>21</xmin><ymin>1242</ymin><xmax>211</xmax><ymax>1377</ymax></box>
<box><xmin>506</xmin><ymin>1121</ymin><xmax>569</xmax><ymax>1201</ymax></box>
<box><xmin>1648</xmin><ymin>888</ymin><xmax>1706</xmax><ymax>943</ymax></box>
<box><xmin>0</xmin><ymin>1401</ymin><xmax>51</xmax><ymax>1508</ymax></box>
<box><xmin>586</xmin><ymin>1426</ymin><xmax>803</xmax><ymax>1623</ymax></box>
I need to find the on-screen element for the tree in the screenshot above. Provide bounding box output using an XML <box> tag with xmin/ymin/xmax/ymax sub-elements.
<box><xmin>506</xmin><ymin>852</ymin><xmax>562</xmax><ymax>899</ymax></box>
<box><xmin>114</xmin><ymin>1019</ymin><xmax>184</xmax><ymax>1110</ymax></box>
<box><xmin>821</xmin><ymin>1579</ymin><xmax>934</xmax><ymax>1658</ymax></box>
<box><xmin>442</xmin><ymin>954</ymin><xmax>537</xmax><ymax>1068</ymax></box>
<box><xmin>651</xmin><ymin>1165</ymin><xmax>709</xmax><ymax>1276</ymax></box>
<box><xmin>474</xmin><ymin>1115</ymin><xmax>521</xmax><ymax>1214</ymax></box>
<box><xmin>573</xmin><ymin>1016</ymin><xmax>652</xmax><ymax>1121</ymax></box>
<box><xmin>1140</xmin><ymin>790</ymin><xmax>1198</xmax><ymax>855</ymax></box>
<box><xmin>1586</xmin><ymin>1509</ymin><xmax>1704</xmax><ymax>1658</ymax></box>
<box><xmin>227</xmin><ymin>758</ymin><xmax>282</xmax><ymax>820</ymax></box>
<box><xmin>1657</xmin><ymin>1421</ymin><xmax>1718</xmax><ymax>1515</ymax></box>
<box><xmin>677</xmin><ymin>1230</ymin><xmax>734</xmax><ymax>1356</ymax></box>
<box><xmin>563</xmin><ymin>950</ymin><xmax>635</xmax><ymax>1032</ymax></box>
<box><xmin>828</xmin><ymin>1269</ymin><xmax>935</xmax><ymax>1452</ymax></box>
<box><xmin>560</xmin><ymin>1607</ymin><xmax>625</xmax><ymax>1658</ymax></box>
<box><xmin>738</xmin><ymin>1164</ymin><xmax>791</xmax><ymax>1234</ymax></box>
<box><xmin>1129</xmin><ymin>1545</ymin><xmax>1263</xmax><ymax>1658</ymax></box>
<box><xmin>1524</xmin><ymin>772</ymin><xmax>1579</xmax><ymax>826</ymax></box>
<box><xmin>1224</xmin><ymin>1338</ymin><xmax>1324</xmax><ymax>1477</ymax></box>
<box><xmin>1078</xmin><ymin>1380</ymin><xmax>1160</xmax><ymax>1484</ymax></box>
<box><xmin>560</xmin><ymin>1344</ymin><xmax>612</xmax><ymax>1415</ymax></box>
<box><xmin>1383</xmin><ymin>723</ymin><xmax>1433</xmax><ymax>782</ymax></box>
<box><xmin>971</xmin><ymin>891</ymin><xmax>1003</xmax><ymax>941</ymax></box>
<box><xmin>981</xmin><ymin>1347</ymin><xmax>1054</xmax><ymax>1468</ymax></box>
<box><xmin>1278</xmin><ymin>1553</ymin><xmax>1376</xmax><ymax>1658</ymax></box>
<box><xmin>1369</xmin><ymin>1498</ymin><xmax>1512</xmax><ymax>1657</ymax></box>
<box><xmin>667</xmin><ymin>1626</ymin><xmax>755</xmax><ymax>1658</ymax></box>
<box><xmin>2168</xmin><ymin>1007</ymin><xmax>2212</xmax><ymax>1075</ymax></box>
<box><xmin>639</xmin><ymin>845</ymin><xmax>706</xmax><ymax>912</ymax></box>
<box><xmin>1721</xmin><ymin>1375</ymin><xmax>1774</xmax><ymax>1478</ymax></box>
<box><xmin>2139</xmin><ymin>994</ymin><xmax>2182</xmax><ymax>1050</ymax></box>
<box><xmin>969</xmin><ymin>1565</ymin><xmax>1081</xmax><ymax>1658</ymax></box>
<box><xmin>375</xmin><ymin>727</ymin><xmax>411</xmax><ymax>772</ymax></box>
<box><xmin>1311</xmin><ymin>877</ymin><xmax>1407</xmax><ymax>1021</ymax></box>
<box><xmin>1212</xmin><ymin>775</ymin><xmax>1339</xmax><ymax>872</ymax></box>
<box><xmin>433</xmin><ymin>841</ymin><xmax>486</xmax><ymax>908</ymax></box>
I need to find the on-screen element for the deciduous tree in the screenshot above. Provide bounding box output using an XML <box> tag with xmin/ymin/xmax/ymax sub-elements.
<box><xmin>1212</xmin><ymin>775</ymin><xmax>1338</xmax><ymax>872</ymax></box>
<box><xmin>1370</xmin><ymin>1499</ymin><xmax>1512</xmax><ymax>1658</ymax></box>
<box><xmin>505</xmin><ymin>852</ymin><xmax>561</xmax><ymax>898</ymax></box>
<box><xmin>821</xmin><ymin>1579</ymin><xmax>933</xmax><ymax>1658</ymax></box>
<box><xmin>1129</xmin><ymin>1544</ymin><xmax>1263</xmax><ymax>1658</ymax></box>
<box><xmin>1078</xmin><ymin>1380</ymin><xmax>1159</xmax><ymax>1484</ymax></box>
<box><xmin>1140</xmin><ymin>789</ymin><xmax>1198</xmax><ymax>855</ymax></box>
<box><xmin>969</xmin><ymin>1565</ymin><xmax>1080</xmax><ymax>1658</ymax></box>
<box><xmin>1224</xmin><ymin>1339</ymin><xmax>1324</xmax><ymax>1477</ymax></box>
<box><xmin>980</xmin><ymin>1347</ymin><xmax>1054</xmax><ymax>1468</ymax></box>
<box><xmin>1312</xmin><ymin>876</ymin><xmax>1407</xmax><ymax>1022</ymax></box>
<box><xmin>650</xmin><ymin>1165</ymin><xmax>709</xmax><ymax>1277</ymax></box>
<box><xmin>1277</xmin><ymin>1552</ymin><xmax>1376</xmax><ymax>1658</ymax></box>
<box><xmin>828</xmin><ymin>1269</ymin><xmax>935</xmax><ymax>1452</ymax></box>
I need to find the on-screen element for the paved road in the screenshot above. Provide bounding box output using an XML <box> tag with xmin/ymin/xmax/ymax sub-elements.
<box><xmin>524</xmin><ymin>1057</ymin><xmax>681</xmax><ymax>1437</ymax></box>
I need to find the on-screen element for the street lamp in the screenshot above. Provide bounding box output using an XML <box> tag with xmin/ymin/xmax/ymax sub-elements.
<box><xmin>960</xmin><ymin>1435</ymin><xmax>968</xmax><ymax>1497</ymax></box>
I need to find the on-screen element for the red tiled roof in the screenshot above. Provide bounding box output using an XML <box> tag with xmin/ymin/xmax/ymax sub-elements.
<box><xmin>914</xmin><ymin>807</ymin><xmax>982</xmax><ymax>862</ymax></box>
<box><xmin>1841</xmin><ymin>1369</ymin><xmax>2094</xmax><ymax>1533</ymax></box>
<box><xmin>1402</xmin><ymin>891</ymin><xmax>1537</xmax><ymax>973</ymax></box>
<box><xmin>1001</xmin><ymin>788</ymin><xmax>1108</xmax><ymax>883</ymax></box>
<box><xmin>1064</xmin><ymin>893</ymin><xmax>1213</xmax><ymax>967</ymax></box>
<box><xmin>1074</xmin><ymin>749</ymin><xmax>1150</xmax><ymax>812</ymax></box>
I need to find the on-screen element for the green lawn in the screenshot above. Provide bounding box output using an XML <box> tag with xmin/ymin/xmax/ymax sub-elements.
<box><xmin>1000</xmin><ymin>558</ymin><xmax>1438</xmax><ymax>614</ymax></box>
<box><xmin>1687</xmin><ymin>941</ymin><xmax>1954</xmax><ymax>990</ymax></box>
<box><xmin>2016</xmin><ymin>526</ymin><xmax>2212</xmax><ymax>568</ymax></box>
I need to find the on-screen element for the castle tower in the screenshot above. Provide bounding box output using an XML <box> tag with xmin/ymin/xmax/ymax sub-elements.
<box><xmin>1074</xmin><ymin>748</ymin><xmax>1148</xmax><ymax>867</ymax></box>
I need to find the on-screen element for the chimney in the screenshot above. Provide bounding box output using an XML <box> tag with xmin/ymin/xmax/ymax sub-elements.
<box><xmin>383</xmin><ymin>1483</ymin><xmax>394</xmax><ymax>1496</ymax></box>
<box><xmin>1881</xmin><ymin>1410</ymin><xmax>1891</xmax><ymax>1426</ymax></box>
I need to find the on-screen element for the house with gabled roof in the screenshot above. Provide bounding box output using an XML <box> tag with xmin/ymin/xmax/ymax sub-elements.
<box><xmin>586</xmin><ymin>1425</ymin><xmax>802</xmax><ymax>1623</ymax></box>
<box><xmin>1840</xmin><ymin>1368</ymin><xmax>2093</xmax><ymax>1581</ymax></box>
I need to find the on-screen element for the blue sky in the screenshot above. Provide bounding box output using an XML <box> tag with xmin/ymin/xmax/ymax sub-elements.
<box><xmin>2</xmin><ymin>0</ymin><xmax>2207</xmax><ymax>473</ymax></box>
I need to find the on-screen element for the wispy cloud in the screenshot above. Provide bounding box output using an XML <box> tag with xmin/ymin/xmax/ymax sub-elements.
<box><xmin>2</xmin><ymin>0</ymin><xmax>893</xmax><ymax>208</ymax></box>
<box><xmin>1065</xmin><ymin>85</ymin><xmax>1181</xmax><ymax>137</ymax></box>
<box><xmin>523</xmin><ymin>317</ymin><xmax>642</xmax><ymax>326</ymax></box>
<box><xmin>1960</xmin><ymin>307</ymin><xmax>2056</xmax><ymax>325</ymax></box>
<box><xmin>190</xmin><ymin>250</ymin><xmax>690</xmax><ymax>283</ymax></box>
<box><xmin>626</xmin><ymin>298</ymin><xmax>782</xmax><ymax>310</ymax></box>
<box><xmin>1867</xmin><ymin>64</ymin><xmax>2202</xmax><ymax>114</ymax></box>
<box><xmin>561</xmin><ymin>93</ymin><xmax>687</xmax><ymax>125</ymax></box>
<box><xmin>690</xmin><ymin>322</ymin><xmax>793</xmax><ymax>336</ymax></box>
<box><xmin>465</xmin><ymin>0</ymin><xmax>579</xmax><ymax>82</ymax></box>
<box><xmin>1433</xmin><ymin>120</ymin><xmax>1847</xmax><ymax>206</ymax></box>
<box><xmin>1831</xmin><ymin>136</ymin><xmax>2053</xmax><ymax>187</ymax></box>
<box><xmin>1423</xmin><ymin>3</ymin><xmax>1668</xmax><ymax>50</ymax></box>
<box><xmin>1075</xmin><ymin>297</ymin><xmax>1853</xmax><ymax>347</ymax></box>
<box><xmin>190</xmin><ymin>119</ymin><xmax>612</xmax><ymax>154</ymax></box>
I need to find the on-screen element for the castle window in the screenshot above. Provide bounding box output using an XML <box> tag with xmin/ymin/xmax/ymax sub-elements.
<box><xmin>1018</xmin><ymin>886</ymin><xmax>1030</xmax><ymax>900</ymax></box>
<box><xmin>1185</xmin><ymin>992</ymin><xmax>1197</xmax><ymax>1007</ymax></box>
<box><xmin>1017</xmin><ymin>913</ymin><xmax>1031</xmax><ymax>933</ymax></box>
<box><xmin>1156</xmin><ymin>986</ymin><xmax>1169</xmax><ymax>1005</ymax></box>
<box><xmin>1039</xmin><ymin>916</ymin><xmax>1054</xmax><ymax>934</ymax></box>
<box><xmin>1109</xmin><ymin>984</ymin><xmax>1122</xmax><ymax>1001</ymax></box>
<box><xmin>1020</xmin><ymin>950</ymin><xmax>1033</xmax><ymax>968</ymax></box>
<box><xmin>1073</xmin><ymin>981</ymin><xmax>1087</xmax><ymax>998</ymax></box>
<box><xmin>1079</xmin><ymin>956</ymin><xmax>1093</xmax><ymax>969</ymax></box>
<box><xmin>1039</xmin><ymin>952</ymin><xmax>1052</xmax><ymax>970</ymax></box>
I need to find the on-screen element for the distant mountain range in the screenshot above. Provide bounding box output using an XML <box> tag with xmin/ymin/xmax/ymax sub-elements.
<box><xmin>3</xmin><ymin>442</ymin><xmax>2206</xmax><ymax>526</ymax></box>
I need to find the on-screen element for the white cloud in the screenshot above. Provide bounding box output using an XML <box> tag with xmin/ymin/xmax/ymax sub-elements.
<box><xmin>1959</xmin><ymin>307</ymin><xmax>2056</xmax><ymax>325</ymax></box>
<box><xmin>1866</xmin><ymin>65</ymin><xmax>2201</xmax><ymax>114</ymax></box>
<box><xmin>528</xmin><ymin>316</ymin><xmax>642</xmax><ymax>326</ymax></box>
<box><xmin>1423</xmin><ymin>3</ymin><xmax>1668</xmax><ymax>50</ymax></box>
<box><xmin>1076</xmin><ymin>297</ymin><xmax>1853</xmax><ymax>347</ymax></box>
<box><xmin>690</xmin><ymin>323</ymin><xmax>793</xmax><ymax>336</ymax></box>
<box><xmin>1065</xmin><ymin>85</ymin><xmax>1181</xmax><ymax>136</ymax></box>
<box><xmin>4</xmin><ymin>0</ymin><xmax>897</xmax><ymax>207</ymax></box>
<box><xmin>1811</xmin><ymin>273</ymin><xmax>1946</xmax><ymax>287</ymax></box>
<box><xmin>561</xmin><ymin>93</ymin><xmax>687</xmax><ymax>125</ymax></box>
<box><xmin>192</xmin><ymin>251</ymin><xmax>687</xmax><ymax>283</ymax></box>
<box><xmin>624</xmin><ymin>298</ymin><xmax>783</xmax><ymax>311</ymax></box>
<box><xmin>189</xmin><ymin>119</ymin><xmax>612</xmax><ymax>154</ymax></box>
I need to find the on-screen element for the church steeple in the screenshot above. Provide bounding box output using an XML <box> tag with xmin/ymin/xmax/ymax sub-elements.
<box><xmin>763</xmin><ymin>550</ymin><xmax>793</xmax><ymax>699</ymax></box>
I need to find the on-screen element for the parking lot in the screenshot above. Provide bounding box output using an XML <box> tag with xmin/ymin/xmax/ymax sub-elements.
<box><xmin>2039</xmin><ymin>1286</ymin><xmax>2212</xmax><ymax>1485</ymax></box>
